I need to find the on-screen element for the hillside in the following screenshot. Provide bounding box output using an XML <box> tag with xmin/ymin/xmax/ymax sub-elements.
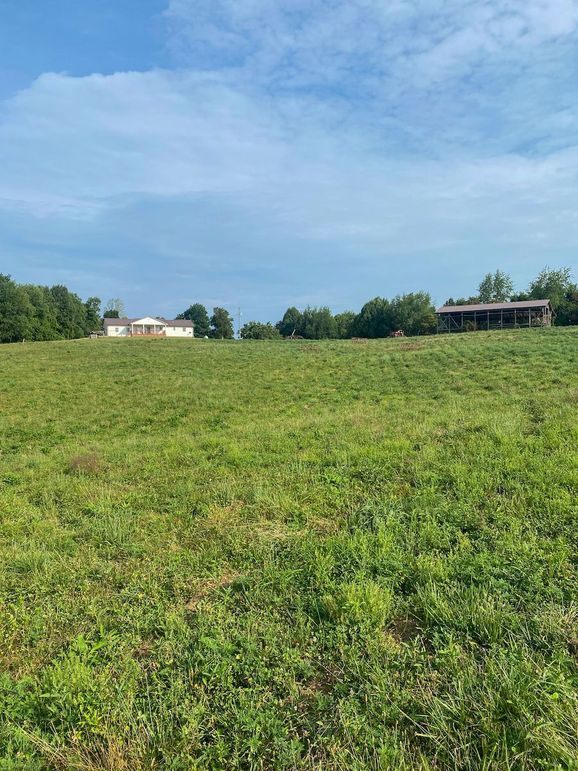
<box><xmin>1</xmin><ymin>329</ymin><xmax>577</xmax><ymax>769</ymax></box>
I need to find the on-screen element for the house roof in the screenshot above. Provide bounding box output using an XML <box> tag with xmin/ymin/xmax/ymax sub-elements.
<box><xmin>436</xmin><ymin>300</ymin><xmax>551</xmax><ymax>314</ymax></box>
<box><xmin>103</xmin><ymin>317</ymin><xmax>193</xmax><ymax>327</ymax></box>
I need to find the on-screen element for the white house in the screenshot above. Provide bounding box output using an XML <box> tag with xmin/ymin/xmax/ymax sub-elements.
<box><xmin>103</xmin><ymin>317</ymin><xmax>194</xmax><ymax>338</ymax></box>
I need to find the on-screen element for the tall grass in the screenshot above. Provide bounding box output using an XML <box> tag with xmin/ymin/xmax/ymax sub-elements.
<box><xmin>0</xmin><ymin>328</ymin><xmax>577</xmax><ymax>768</ymax></box>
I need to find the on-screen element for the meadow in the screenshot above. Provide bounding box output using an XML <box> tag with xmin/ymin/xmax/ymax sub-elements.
<box><xmin>0</xmin><ymin>328</ymin><xmax>577</xmax><ymax>770</ymax></box>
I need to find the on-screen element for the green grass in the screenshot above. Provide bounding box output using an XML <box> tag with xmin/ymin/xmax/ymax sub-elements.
<box><xmin>1</xmin><ymin>328</ymin><xmax>577</xmax><ymax>770</ymax></box>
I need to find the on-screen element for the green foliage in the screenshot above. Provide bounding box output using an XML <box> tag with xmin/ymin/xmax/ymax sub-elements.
<box><xmin>177</xmin><ymin>303</ymin><xmax>210</xmax><ymax>336</ymax></box>
<box><xmin>240</xmin><ymin>321</ymin><xmax>281</xmax><ymax>339</ymax></box>
<box><xmin>450</xmin><ymin>266</ymin><xmax>578</xmax><ymax>327</ymax></box>
<box><xmin>104</xmin><ymin>298</ymin><xmax>125</xmax><ymax>318</ymax></box>
<box><xmin>527</xmin><ymin>266</ymin><xmax>578</xmax><ymax>325</ymax></box>
<box><xmin>210</xmin><ymin>307</ymin><xmax>234</xmax><ymax>339</ymax></box>
<box><xmin>1</xmin><ymin>330</ymin><xmax>577</xmax><ymax>767</ymax></box>
<box><xmin>276</xmin><ymin>307</ymin><xmax>303</xmax><ymax>337</ymax></box>
<box><xmin>0</xmin><ymin>275</ymin><xmax>34</xmax><ymax>342</ymax></box>
<box><xmin>445</xmin><ymin>296</ymin><xmax>480</xmax><ymax>306</ymax></box>
<box><xmin>300</xmin><ymin>306</ymin><xmax>337</xmax><ymax>339</ymax></box>
<box><xmin>352</xmin><ymin>293</ymin><xmax>436</xmax><ymax>337</ymax></box>
<box><xmin>0</xmin><ymin>275</ymin><xmax>98</xmax><ymax>342</ymax></box>
<box><xmin>334</xmin><ymin>311</ymin><xmax>356</xmax><ymax>339</ymax></box>
<box><xmin>352</xmin><ymin>297</ymin><xmax>392</xmax><ymax>337</ymax></box>
<box><xmin>84</xmin><ymin>297</ymin><xmax>101</xmax><ymax>332</ymax></box>
<box><xmin>50</xmin><ymin>285</ymin><xmax>90</xmax><ymax>339</ymax></box>
<box><xmin>390</xmin><ymin>292</ymin><xmax>437</xmax><ymax>335</ymax></box>
<box><xmin>478</xmin><ymin>270</ymin><xmax>514</xmax><ymax>303</ymax></box>
<box><xmin>528</xmin><ymin>266</ymin><xmax>572</xmax><ymax>307</ymax></box>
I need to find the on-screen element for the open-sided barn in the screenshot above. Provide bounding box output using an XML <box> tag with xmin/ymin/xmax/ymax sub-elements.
<box><xmin>436</xmin><ymin>300</ymin><xmax>553</xmax><ymax>333</ymax></box>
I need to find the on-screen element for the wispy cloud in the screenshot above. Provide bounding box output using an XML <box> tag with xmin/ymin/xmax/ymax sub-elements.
<box><xmin>0</xmin><ymin>0</ymin><xmax>577</xmax><ymax>316</ymax></box>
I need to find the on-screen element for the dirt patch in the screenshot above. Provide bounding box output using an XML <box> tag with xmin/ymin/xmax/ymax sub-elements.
<box><xmin>185</xmin><ymin>571</ymin><xmax>242</xmax><ymax>612</ymax></box>
<box><xmin>387</xmin><ymin>615</ymin><xmax>420</xmax><ymax>643</ymax></box>
<box><xmin>133</xmin><ymin>639</ymin><xmax>155</xmax><ymax>659</ymax></box>
<box><xmin>298</xmin><ymin>664</ymin><xmax>340</xmax><ymax>700</ymax></box>
<box><xmin>67</xmin><ymin>452</ymin><xmax>101</xmax><ymax>475</ymax></box>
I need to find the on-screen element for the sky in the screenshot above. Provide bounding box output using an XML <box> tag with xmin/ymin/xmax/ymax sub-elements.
<box><xmin>0</xmin><ymin>0</ymin><xmax>577</xmax><ymax>321</ymax></box>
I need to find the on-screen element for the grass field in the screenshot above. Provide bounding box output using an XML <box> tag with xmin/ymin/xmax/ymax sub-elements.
<box><xmin>1</xmin><ymin>328</ymin><xmax>577</xmax><ymax>770</ymax></box>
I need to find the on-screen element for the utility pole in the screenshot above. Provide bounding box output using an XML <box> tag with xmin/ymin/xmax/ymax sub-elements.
<box><xmin>237</xmin><ymin>307</ymin><xmax>242</xmax><ymax>338</ymax></box>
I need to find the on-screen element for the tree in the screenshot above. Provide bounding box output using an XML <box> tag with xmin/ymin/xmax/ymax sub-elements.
<box><xmin>478</xmin><ymin>270</ymin><xmax>513</xmax><ymax>303</ymax></box>
<box><xmin>526</xmin><ymin>266</ymin><xmax>578</xmax><ymax>325</ymax></box>
<box><xmin>104</xmin><ymin>298</ymin><xmax>125</xmax><ymax>318</ymax></box>
<box><xmin>240</xmin><ymin>321</ymin><xmax>281</xmax><ymax>339</ymax></box>
<box><xmin>444</xmin><ymin>296</ymin><xmax>480</xmax><ymax>306</ymax></box>
<box><xmin>0</xmin><ymin>277</ymin><xmax>110</xmax><ymax>343</ymax></box>
<box><xmin>20</xmin><ymin>284</ymin><xmax>59</xmax><ymax>341</ymax></box>
<box><xmin>352</xmin><ymin>297</ymin><xmax>392</xmax><ymax>338</ymax></box>
<box><xmin>84</xmin><ymin>297</ymin><xmax>101</xmax><ymax>333</ymax></box>
<box><xmin>558</xmin><ymin>287</ymin><xmax>578</xmax><ymax>326</ymax></box>
<box><xmin>0</xmin><ymin>275</ymin><xmax>34</xmax><ymax>342</ymax></box>
<box><xmin>300</xmin><ymin>307</ymin><xmax>337</xmax><ymax>339</ymax></box>
<box><xmin>210</xmin><ymin>307</ymin><xmax>234</xmax><ymax>339</ymax></box>
<box><xmin>334</xmin><ymin>311</ymin><xmax>356</xmax><ymax>339</ymax></box>
<box><xmin>177</xmin><ymin>303</ymin><xmax>210</xmax><ymax>337</ymax></box>
<box><xmin>390</xmin><ymin>292</ymin><xmax>437</xmax><ymax>336</ymax></box>
<box><xmin>50</xmin><ymin>285</ymin><xmax>87</xmax><ymax>339</ymax></box>
<box><xmin>276</xmin><ymin>307</ymin><xmax>303</xmax><ymax>337</ymax></box>
<box><xmin>528</xmin><ymin>267</ymin><xmax>572</xmax><ymax>308</ymax></box>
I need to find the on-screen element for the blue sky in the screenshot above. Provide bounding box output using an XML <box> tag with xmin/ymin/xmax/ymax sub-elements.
<box><xmin>1</xmin><ymin>0</ymin><xmax>577</xmax><ymax>321</ymax></box>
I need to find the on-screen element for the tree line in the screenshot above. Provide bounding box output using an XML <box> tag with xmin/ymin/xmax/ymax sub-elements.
<box><xmin>230</xmin><ymin>266</ymin><xmax>577</xmax><ymax>339</ymax></box>
<box><xmin>1</xmin><ymin>265</ymin><xmax>576</xmax><ymax>344</ymax></box>
<box><xmin>179</xmin><ymin>292</ymin><xmax>438</xmax><ymax>340</ymax></box>
<box><xmin>0</xmin><ymin>274</ymin><xmax>103</xmax><ymax>343</ymax></box>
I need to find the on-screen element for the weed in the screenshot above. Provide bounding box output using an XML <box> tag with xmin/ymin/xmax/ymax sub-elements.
<box><xmin>0</xmin><ymin>329</ymin><xmax>577</xmax><ymax>768</ymax></box>
<box><xmin>67</xmin><ymin>453</ymin><xmax>101</xmax><ymax>476</ymax></box>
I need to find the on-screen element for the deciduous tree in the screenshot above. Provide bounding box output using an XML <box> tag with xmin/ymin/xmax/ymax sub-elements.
<box><xmin>334</xmin><ymin>311</ymin><xmax>356</xmax><ymax>339</ymax></box>
<box><xmin>177</xmin><ymin>303</ymin><xmax>210</xmax><ymax>337</ymax></box>
<box><xmin>240</xmin><ymin>321</ymin><xmax>281</xmax><ymax>339</ymax></box>
<box><xmin>210</xmin><ymin>307</ymin><xmax>234</xmax><ymax>339</ymax></box>
<box><xmin>352</xmin><ymin>297</ymin><xmax>392</xmax><ymax>338</ymax></box>
<box><xmin>478</xmin><ymin>270</ymin><xmax>513</xmax><ymax>303</ymax></box>
<box><xmin>276</xmin><ymin>307</ymin><xmax>303</xmax><ymax>337</ymax></box>
<box><xmin>104</xmin><ymin>298</ymin><xmax>125</xmax><ymax>318</ymax></box>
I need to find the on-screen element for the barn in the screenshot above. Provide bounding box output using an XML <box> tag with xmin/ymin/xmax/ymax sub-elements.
<box><xmin>435</xmin><ymin>300</ymin><xmax>553</xmax><ymax>333</ymax></box>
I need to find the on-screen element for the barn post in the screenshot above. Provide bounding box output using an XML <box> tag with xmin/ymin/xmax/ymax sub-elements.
<box><xmin>487</xmin><ymin>311</ymin><xmax>490</xmax><ymax>330</ymax></box>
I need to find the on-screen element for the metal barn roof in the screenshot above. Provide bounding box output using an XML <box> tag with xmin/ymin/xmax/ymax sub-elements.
<box><xmin>436</xmin><ymin>300</ymin><xmax>551</xmax><ymax>314</ymax></box>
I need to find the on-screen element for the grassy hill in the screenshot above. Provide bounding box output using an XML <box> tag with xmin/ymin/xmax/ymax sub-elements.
<box><xmin>1</xmin><ymin>328</ymin><xmax>577</xmax><ymax>769</ymax></box>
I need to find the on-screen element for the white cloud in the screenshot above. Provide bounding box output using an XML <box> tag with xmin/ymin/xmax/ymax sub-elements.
<box><xmin>1</xmin><ymin>0</ymin><xmax>577</xmax><ymax>315</ymax></box>
<box><xmin>1</xmin><ymin>67</ymin><xmax>578</xmax><ymax>249</ymax></box>
<box><xmin>166</xmin><ymin>0</ymin><xmax>578</xmax><ymax>87</ymax></box>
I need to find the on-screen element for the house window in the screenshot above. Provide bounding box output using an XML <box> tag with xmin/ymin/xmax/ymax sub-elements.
<box><xmin>115</xmin><ymin>327</ymin><xmax>119</xmax><ymax>332</ymax></box>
